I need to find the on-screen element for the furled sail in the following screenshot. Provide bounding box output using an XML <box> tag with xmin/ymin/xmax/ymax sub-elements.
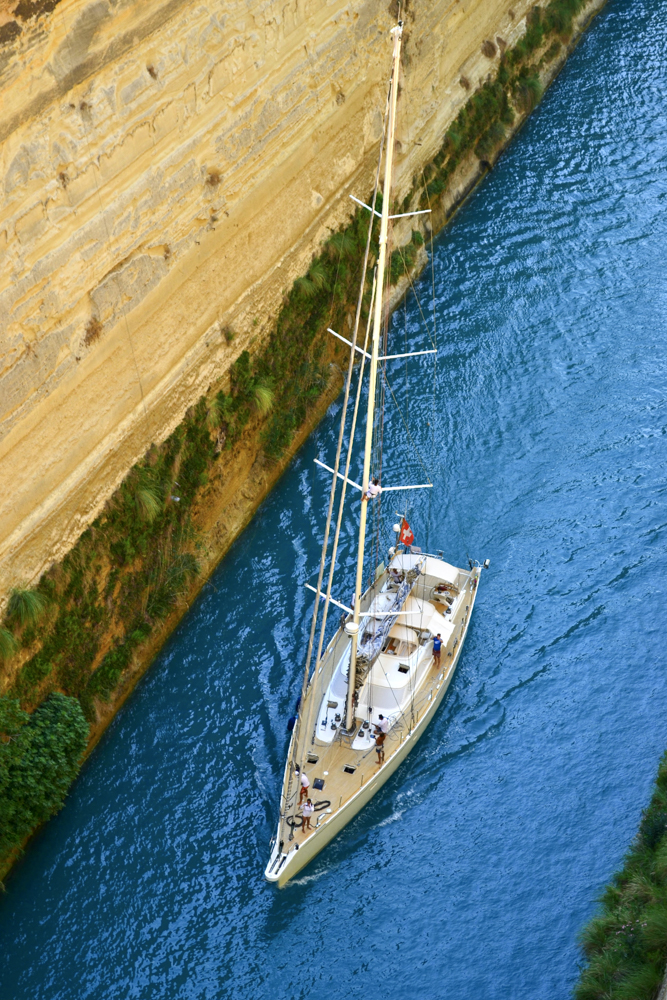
<box><xmin>355</xmin><ymin>561</ymin><xmax>424</xmax><ymax>675</ymax></box>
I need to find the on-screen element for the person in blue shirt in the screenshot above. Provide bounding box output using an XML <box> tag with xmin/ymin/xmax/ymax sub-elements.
<box><xmin>432</xmin><ymin>633</ymin><xmax>443</xmax><ymax>668</ymax></box>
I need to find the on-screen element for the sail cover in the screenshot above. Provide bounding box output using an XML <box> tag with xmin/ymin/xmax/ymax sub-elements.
<box><xmin>356</xmin><ymin>561</ymin><xmax>424</xmax><ymax>674</ymax></box>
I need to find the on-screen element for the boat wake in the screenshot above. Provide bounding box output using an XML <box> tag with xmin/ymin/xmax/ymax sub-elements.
<box><xmin>377</xmin><ymin>809</ymin><xmax>405</xmax><ymax>828</ymax></box>
<box><xmin>290</xmin><ymin>869</ymin><xmax>329</xmax><ymax>886</ymax></box>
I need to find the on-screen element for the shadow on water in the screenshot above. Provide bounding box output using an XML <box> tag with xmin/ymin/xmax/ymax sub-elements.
<box><xmin>3</xmin><ymin>0</ymin><xmax>667</xmax><ymax>997</ymax></box>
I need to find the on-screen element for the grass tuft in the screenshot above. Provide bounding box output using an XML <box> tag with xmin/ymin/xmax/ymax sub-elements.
<box><xmin>7</xmin><ymin>588</ymin><xmax>47</xmax><ymax>628</ymax></box>
<box><xmin>134</xmin><ymin>473</ymin><xmax>163</xmax><ymax>523</ymax></box>
<box><xmin>253</xmin><ymin>382</ymin><xmax>275</xmax><ymax>414</ymax></box>
<box><xmin>0</xmin><ymin>626</ymin><xmax>18</xmax><ymax>661</ymax></box>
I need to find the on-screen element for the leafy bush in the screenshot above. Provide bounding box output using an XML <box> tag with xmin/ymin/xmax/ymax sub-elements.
<box><xmin>475</xmin><ymin>120</ymin><xmax>507</xmax><ymax>159</ymax></box>
<box><xmin>87</xmin><ymin>643</ymin><xmax>134</xmax><ymax>701</ymax></box>
<box><xmin>389</xmin><ymin>242</ymin><xmax>418</xmax><ymax>284</ymax></box>
<box><xmin>641</xmin><ymin>809</ymin><xmax>667</xmax><ymax>852</ymax></box>
<box><xmin>513</xmin><ymin>73</ymin><xmax>543</xmax><ymax>113</ymax></box>
<box><xmin>0</xmin><ymin>693</ymin><xmax>88</xmax><ymax>859</ymax></box>
<box><xmin>13</xmin><ymin>654</ymin><xmax>53</xmax><ymax>700</ymax></box>
<box><xmin>254</xmin><ymin>382</ymin><xmax>275</xmax><ymax>414</ymax></box>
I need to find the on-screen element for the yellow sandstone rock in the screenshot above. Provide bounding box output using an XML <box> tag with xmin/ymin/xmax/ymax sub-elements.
<box><xmin>0</xmin><ymin>0</ymin><xmax>533</xmax><ymax>598</ymax></box>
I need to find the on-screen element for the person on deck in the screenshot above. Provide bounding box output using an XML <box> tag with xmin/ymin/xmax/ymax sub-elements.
<box><xmin>433</xmin><ymin>633</ymin><xmax>443</xmax><ymax>668</ymax></box>
<box><xmin>299</xmin><ymin>770</ymin><xmax>310</xmax><ymax>803</ymax></box>
<box><xmin>362</xmin><ymin>477</ymin><xmax>382</xmax><ymax>502</ymax></box>
<box><xmin>375</xmin><ymin>732</ymin><xmax>386</xmax><ymax>765</ymax></box>
<box><xmin>302</xmin><ymin>798</ymin><xmax>314</xmax><ymax>832</ymax></box>
<box><xmin>374</xmin><ymin>714</ymin><xmax>389</xmax><ymax>737</ymax></box>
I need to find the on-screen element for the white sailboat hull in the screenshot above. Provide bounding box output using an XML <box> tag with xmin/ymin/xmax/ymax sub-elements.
<box><xmin>265</xmin><ymin>559</ymin><xmax>481</xmax><ymax>886</ymax></box>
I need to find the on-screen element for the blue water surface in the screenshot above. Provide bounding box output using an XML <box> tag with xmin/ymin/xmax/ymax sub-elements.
<box><xmin>3</xmin><ymin>1</ymin><xmax>667</xmax><ymax>996</ymax></box>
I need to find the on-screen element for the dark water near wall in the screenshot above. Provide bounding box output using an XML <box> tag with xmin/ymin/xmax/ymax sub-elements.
<box><xmin>3</xmin><ymin>1</ymin><xmax>667</xmax><ymax>996</ymax></box>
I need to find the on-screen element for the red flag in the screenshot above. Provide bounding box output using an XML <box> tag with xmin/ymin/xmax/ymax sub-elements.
<box><xmin>399</xmin><ymin>518</ymin><xmax>414</xmax><ymax>546</ymax></box>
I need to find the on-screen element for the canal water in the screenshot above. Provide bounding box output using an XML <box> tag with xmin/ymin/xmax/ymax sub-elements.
<box><xmin>3</xmin><ymin>1</ymin><xmax>667</xmax><ymax>996</ymax></box>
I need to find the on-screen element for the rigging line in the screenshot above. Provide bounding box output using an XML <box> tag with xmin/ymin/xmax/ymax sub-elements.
<box><xmin>309</xmin><ymin>272</ymin><xmax>376</xmax><ymax>686</ymax></box>
<box><xmin>369</xmin><ymin>393</ymin><xmax>382</xmax><ymax>587</ymax></box>
<box><xmin>289</xmin><ymin>248</ymin><xmax>382</xmax><ymax>816</ymax></box>
<box><xmin>371</xmin><ymin>496</ymin><xmax>381</xmax><ymax>588</ymax></box>
<box><xmin>428</xmin><ymin>356</ymin><xmax>436</xmax><ymax>550</ymax></box>
<box><xmin>371</xmin><ymin>227</ymin><xmax>393</xmax><ymax>586</ymax></box>
<box><xmin>375</xmin><ymin>346</ymin><xmax>388</xmax><ymax>578</ymax></box>
<box><xmin>295</xmin><ymin>119</ymin><xmax>388</xmax><ymax>777</ymax></box>
<box><xmin>390</xmin><ymin>74</ymin><xmax>435</xmax><ymax>353</ymax></box>
<box><xmin>370</xmin><ymin>342</ymin><xmax>384</xmax><ymax>586</ymax></box>
<box><xmin>395</xmin><ymin>243</ymin><xmax>436</xmax><ymax>351</ymax></box>
<box><xmin>429</xmin><ymin>298</ymin><xmax>437</xmax><ymax>550</ymax></box>
<box><xmin>404</xmin><ymin>286</ymin><xmax>410</xmax><ymax>431</ymax></box>
<box><xmin>285</xmin><ymin>78</ymin><xmax>390</xmax><ymax>822</ymax></box>
<box><xmin>418</xmin><ymin>167</ymin><xmax>439</xmax><ymax>549</ymax></box>
<box><xmin>299</xmin><ymin>274</ymin><xmax>376</xmax><ymax>778</ymax></box>
<box><xmin>306</xmin><ymin>73</ymin><xmax>390</xmax><ymax>693</ymax></box>
<box><xmin>289</xmin><ymin>272</ymin><xmax>379</xmax><ymax>818</ymax></box>
<box><xmin>395</xmin><ymin>98</ymin><xmax>436</xmax><ymax>568</ymax></box>
<box><xmin>420</xmin><ymin>167</ymin><xmax>438</xmax><ymax>346</ymax></box>
<box><xmin>329</xmin><ymin>22</ymin><xmax>400</xmax><ymax>739</ymax></box>
<box><xmin>299</xmin><ymin>250</ymin><xmax>353</xmax><ymax>678</ymax></box>
<box><xmin>380</xmin><ymin>368</ymin><xmax>431</xmax><ymax>480</ymax></box>
<box><xmin>63</xmin><ymin>36</ymin><xmax>151</xmax><ymax>438</ymax></box>
<box><xmin>417</xmin><ymin>167</ymin><xmax>438</xmax><ymax>356</ymax></box>
<box><xmin>327</xmin><ymin>216</ymin><xmax>348</xmax><ymax>327</ymax></box>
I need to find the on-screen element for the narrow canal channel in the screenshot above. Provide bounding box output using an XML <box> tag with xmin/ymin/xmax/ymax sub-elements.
<box><xmin>3</xmin><ymin>0</ymin><xmax>667</xmax><ymax>996</ymax></box>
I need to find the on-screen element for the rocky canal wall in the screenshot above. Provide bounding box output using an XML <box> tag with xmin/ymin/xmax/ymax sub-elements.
<box><xmin>0</xmin><ymin>0</ymin><xmax>537</xmax><ymax>600</ymax></box>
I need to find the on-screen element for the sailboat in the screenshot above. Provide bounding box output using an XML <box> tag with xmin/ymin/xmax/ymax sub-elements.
<box><xmin>265</xmin><ymin>19</ymin><xmax>488</xmax><ymax>886</ymax></box>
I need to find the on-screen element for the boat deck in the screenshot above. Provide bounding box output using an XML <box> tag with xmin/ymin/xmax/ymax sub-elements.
<box><xmin>284</xmin><ymin>575</ymin><xmax>476</xmax><ymax>850</ymax></box>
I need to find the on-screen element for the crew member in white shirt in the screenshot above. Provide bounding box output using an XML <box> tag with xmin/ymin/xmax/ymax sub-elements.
<box><xmin>374</xmin><ymin>714</ymin><xmax>390</xmax><ymax>736</ymax></box>
<box><xmin>299</xmin><ymin>770</ymin><xmax>310</xmax><ymax>803</ymax></box>
<box><xmin>301</xmin><ymin>798</ymin><xmax>315</xmax><ymax>832</ymax></box>
<box><xmin>362</xmin><ymin>477</ymin><xmax>382</xmax><ymax>502</ymax></box>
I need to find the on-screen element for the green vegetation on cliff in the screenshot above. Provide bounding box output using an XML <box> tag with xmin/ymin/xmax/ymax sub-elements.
<box><xmin>0</xmin><ymin>0</ymin><xmax>599</xmax><ymax>876</ymax></box>
<box><xmin>0</xmin><ymin>694</ymin><xmax>88</xmax><ymax>860</ymax></box>
<box><xmin>575</xmin><ymin>754</ymin><xmax>667</xmax><ymax>1000</ymax></box>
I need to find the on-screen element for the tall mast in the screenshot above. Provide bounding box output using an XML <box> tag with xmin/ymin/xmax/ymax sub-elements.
<box><xmin>345</xmin><ymin>20</ymin><xmax>403</xmax><ymax>731</ymax></box>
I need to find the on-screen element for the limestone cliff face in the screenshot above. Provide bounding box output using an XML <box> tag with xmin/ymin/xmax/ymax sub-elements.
<box><xmin>0</xmin><ymin>0</ymin><xmax>532</xmax><ymax>597</ymax></box>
